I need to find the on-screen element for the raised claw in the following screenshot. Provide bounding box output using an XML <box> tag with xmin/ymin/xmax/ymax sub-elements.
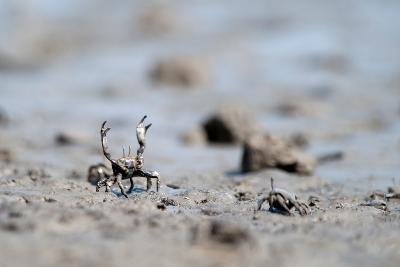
<box><xmin>136</xmin><ymin>115</ymin><xmax>152</xmax><ymax>155</ymax></box>
<box><xmin>101</xmin><ymin>121</ymin><xmax>111</xmax><ymax>135</ymax></box>
<box><xmin>139</xmin><ymin>115</ymin><xmax>147</xmax><ymax>124</ymax></box>
<box><xmin>145</xmin><ymin>123</ymin><xmax>152</xmax><ymax>130</ymax></box>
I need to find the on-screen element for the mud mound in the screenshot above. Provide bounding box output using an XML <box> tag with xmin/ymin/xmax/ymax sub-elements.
<box><xmin>149</xmin><ymin>57</ymin><xmax>209</xmax><ymax>88</ymax></box>
<box><xmin>241</xmin><ymin>134</ymin><xmax>315</xmax><ymax>175</ymax></box>
<box><xmin>203</xmin><ymin>105</ymin><xmax>262</xmax><ymax>144</ymax></box>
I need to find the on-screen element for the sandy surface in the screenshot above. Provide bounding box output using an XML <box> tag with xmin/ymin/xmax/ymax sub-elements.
<box><xmin>0</xmin><ymin>1</ymin><xmax>400</xmax><ymax>266</ymax></box>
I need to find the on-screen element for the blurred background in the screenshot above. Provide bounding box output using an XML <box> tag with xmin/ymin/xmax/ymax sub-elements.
<box><xmin>0</xmin><ymin>0</ymin><xmax>399</xmax><ymax>187</ymax></box>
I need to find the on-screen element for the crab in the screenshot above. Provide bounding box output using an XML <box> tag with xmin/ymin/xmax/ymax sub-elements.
<box><xmin>257</xmin><ymin>178</ymin><xmax>310</xmax><ymax>216</ymax></box>
<box><xmin>87</xmin><ymin>163</ymin><xmax>112</xmax><ymax>185</ymax></box>
<box><xmin>95</xmin><ymin>115</ymin><xmax>160</xmax><ymax>198</ymax></box>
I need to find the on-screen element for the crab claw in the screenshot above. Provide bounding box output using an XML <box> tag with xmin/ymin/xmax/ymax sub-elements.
<box><xmin>145</xmin><ymin>123</ymin><xmax>152</xmax><ymax>132</ymax></box>
<box><xmin>136</xmin><ymin>115</ymin><xmax>151</xmax><ymax>148</ymax></box>
<box><xmin>137</xmin><ymin>116</ymin><xmax>151</xmax><ymax>132</ymax></box>
<box><xmin>101</xmin><ymin>121</ymin><xmax>111</xmax><ymax>135</ymax></box>
<box><xmin>139</xmin><ymin>115</ymin><xmax>147</xmax><ymax>124</ymax></box>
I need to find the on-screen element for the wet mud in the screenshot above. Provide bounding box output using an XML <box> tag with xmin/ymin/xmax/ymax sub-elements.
<box><xmin>1</xmin><ymin>1</ymin><xmax>400</xmax><ymax>267</ymax></box>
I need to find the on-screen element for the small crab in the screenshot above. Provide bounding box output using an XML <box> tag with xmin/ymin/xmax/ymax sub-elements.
<box><xmin>95</xmin><ymin>115</ymin><xmax>160</xmax><ymax>198</ymax></box>
<box><xmin>87</xmin><ymin>163</ymin><xmax>112</xmax><ymax>185</ymax></box>
<box><xmin>257</xmin><ymin>178</ymin><xmax>310</xmax><ymax>216</ymax></box>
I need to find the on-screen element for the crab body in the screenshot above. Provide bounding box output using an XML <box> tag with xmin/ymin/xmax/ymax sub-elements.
<box><xmin>95</xmin><ymin>115</ymin><xmax>160</xmax><ymax>198</ymax></box>
<box><xmin>258</xmin><ymin>178</ymin><xmax>310</xmax><ymax>216</ymax></box>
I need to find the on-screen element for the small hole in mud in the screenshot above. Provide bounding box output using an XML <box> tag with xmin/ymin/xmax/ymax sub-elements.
<box><xmin>157</xmin><ymin>203</ymin><xmax>166</xmax><ymax>210</ymax></box>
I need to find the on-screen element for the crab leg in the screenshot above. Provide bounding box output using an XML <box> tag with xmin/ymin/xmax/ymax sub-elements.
<box><xmin>257</xmin><ymin>196</ymin><xmax>269</xmax><ymax>210</ymax></box>
<box><xmin>295</xmin><ymin>202</ymin><xmax>310</xmax><ymax>216</ymax></box>
<box><xmin>132</xmin><ymin>169</ymin><xmax>160</xmax><ymax>192</ymax></box>
<box><xmin>115</xmin><ymin>174</ymin><xmax>128</xmax><ymax>198</ymax></box>
<box><xmin>269</xmin><ymin>194</ymin><xmax>293</xmax><ymax>215</ymax></box>
<box><xmin>128</xmin><ymin>177</ymin><xmax>135</xmax><ymax>193</ymax></box>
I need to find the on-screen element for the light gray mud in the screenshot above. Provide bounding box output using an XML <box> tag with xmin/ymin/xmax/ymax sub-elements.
<box><xmin>0</xmin><ymin>1</ymin><xmax>400</xmax><ymax>267</ymax></box>
<box><xmin>1</xmin><ymin>163</ymin><xmax>399</xmax><ymax>267</ymax></box>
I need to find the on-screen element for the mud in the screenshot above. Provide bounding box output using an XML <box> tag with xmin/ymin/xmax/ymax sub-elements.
<box><xmin>1</xmin><ymin>1</ymin><xmax>400</xmax><ymax>267</ymax></box>
<box><xmin>1</xmin><ymin>163</ymin><xmax>400</xmax><ymax>267</ymax></box>
<box><xmin>241</xmin><ymin>133</ymin><xmax>316</xmax><ymax>175</ymax></box>
<box><xmin>150</xmin><ymin>57</ymin><xmax>209</xmax><ymax>88</ymax></box>
<box><xmin>202</xmin><ymin>105</ymin><xmax>262</xmax><ymax>144</ymax></box>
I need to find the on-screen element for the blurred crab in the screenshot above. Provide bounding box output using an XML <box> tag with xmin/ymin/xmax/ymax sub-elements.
<box><xmin>257</xmin><ymin>178</ymin><xmax>310</xmax><ymax>216</ymax></box>
<box><xmin>87</xmin><ymin>163</ymin><xmax>112</xmax><ymax>185</ymax></box>
<box><xmin>95</xmin><ymin>115</ymin><xmax>160</xmax><ymax>198</ymax></box>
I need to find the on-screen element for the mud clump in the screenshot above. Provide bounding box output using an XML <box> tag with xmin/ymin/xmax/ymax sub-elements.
<box><xmin>203</xmin><ymin>105</ymin><xmax>262</xmax><ymax>144</ymax></box>
<box><xmin>156</xmin><ymin>203</ymin><xmax>167</xmax><ymax>211</ymax></box>
<box><xmin>241</xmin><ymin>134</ymin><xmax>315</xmax><ymax>175</ymax></box>
<box><xmin>388</xmin><ymin>186</ymin><xmax>400</xmax><ymax>195</ymax></box>
<box><xmin>208</xmin><ymin>220</ymin><xmax>253</xmax><ymax>246</ymax></box>
<box><xmin>275</xmin><ymin>102</ymin><xmax>303</xmax><ymax>117</ymax></box>
<box><xmin>317</xmin><ymin>151</ymin><xmax>344</xmax><ymax>164</ymax></box>
<box><xmin>166</xmin><ymin>184</ymin><xmax>180</xmax><ymax>189</ymax></box>
<box><xmin>1</xmin><ymin>220</ymin><xmax>35</xmax><ymax>232</ymax></box>
<box><xmin>234</xmin><ymin>191</ymin><xmax>255</xmax><ymax>201</ymax></box>
<box><xmin>191</xmin><ymin>220</ymin><xmax>253</xmax><ymax>247</ymax></box>
<box><xmin>55</xmin><ymin>133</ymin><xmax>72</xmax><ymax>145</ymax></box>
<box><xmin>364</xmin><ymin>186</ymin><xmax>400</xmax><ymax>211</ymax></box>
<box><xmin>160</xmin><ymin>197</ymin><xmax>178</xmax><ymax>206</ymax></box>
<box><xmin>181</xmin><ymin>127</ymin><xmax>207</xmax><ymax>145</ymax></box>
<box><xmin>27</xmin><ymin>168</ymin><xmax>51</xmax><ymax>180</ymax></box>
<box><xmin>386</xmin><ymin>186</ymin><xmax>400</xmax><ymax>199</ymax></box>
<box><xmin>287</xmin><ymin>132</ymin><xmax>309</xmax><ymax>149</ymax></box>
<box><xmin>54</xmin><ymin>131</ymin><xmax>90</xmax><ymax>146</ymax></box>
<box><xmin>138</xmin><ymin>6</ymin><xmax>177</xmax><ymax>35</ymax></box>
<box><xmin>156</xmin><ymin>198</ymin><xmax>178</xmax><ymax>211</ymax></box>
<box><xmin>308</xmin><ymin>196</ymin><xmax>321</xmax><ymax>208</ymax></box>
<box><xmin>360</xmin><ymin>199</ymin><xmax>388</xmax><ymax>211</ymax></box>
<box><xmin>149</xmin><ymin>57</ymin><xmax>209</xmax><ymax>88</ymax></box>
<box><xmin>0</xmin><ymin>149</ymin><xmax>13</xmax><ymax>163</ymax></box>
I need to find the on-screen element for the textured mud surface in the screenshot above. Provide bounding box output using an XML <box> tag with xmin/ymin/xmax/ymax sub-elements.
<box><xmin>1</xmin><ymin>163</ymin><xmax>400</xmax><ymax>267</ymax></box>
<box><xmin>1</xmin><ymin>1</ymin><xmax>400</xmax><ymax>267</ymax></box>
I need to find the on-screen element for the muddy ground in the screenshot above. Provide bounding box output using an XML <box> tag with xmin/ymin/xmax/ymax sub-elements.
<box><xmin>0</xmin><ymin>1</ymin><xmax>400</xmax><ymax>267</ymax></box>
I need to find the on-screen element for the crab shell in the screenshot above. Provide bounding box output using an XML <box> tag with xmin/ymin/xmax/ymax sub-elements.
<box><xmin>270</xmin><ymin>188</ymin><xmax>297</xmax><ymax>202</ymax></box>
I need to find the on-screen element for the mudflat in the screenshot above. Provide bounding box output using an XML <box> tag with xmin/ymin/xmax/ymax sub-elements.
<box><xmin>0</xmin><ymin>1</ymin><xmax>399</xmax><ymax>267</ymax></box>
